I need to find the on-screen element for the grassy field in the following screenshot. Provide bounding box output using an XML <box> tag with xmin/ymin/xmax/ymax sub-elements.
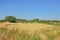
<box><xmin>0</xmin><ymin>22</ymin><xmax>60</xmax><ymax>40</ymax></box>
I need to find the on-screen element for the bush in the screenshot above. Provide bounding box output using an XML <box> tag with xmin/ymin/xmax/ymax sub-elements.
<box><xmin>0</xmin><ymin>19</ymin><xmax>6</xmax><ymax>22</ymax></box>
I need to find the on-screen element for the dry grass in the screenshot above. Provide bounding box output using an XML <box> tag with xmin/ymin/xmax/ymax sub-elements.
<box><xmin>2</xmin><ymin>23</ymin><xmax>54</xmax><ymax>32</ymax></box>
<box><xmin>0</xmin><ymin>22</ymin><xmax>60</xmax><ymax>40</ymax></box>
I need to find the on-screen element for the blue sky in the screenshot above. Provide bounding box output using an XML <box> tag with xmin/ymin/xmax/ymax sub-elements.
<box><xmin>0</xmin><ymin>0</ymin><xmax>60</xmax><ymax>20</ymax></box>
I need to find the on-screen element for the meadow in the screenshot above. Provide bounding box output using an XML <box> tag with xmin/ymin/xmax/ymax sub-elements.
<box><xmin>0</xmin><ymin>22</ymin><xmax>60</xmax><ymax>40</ymax></box>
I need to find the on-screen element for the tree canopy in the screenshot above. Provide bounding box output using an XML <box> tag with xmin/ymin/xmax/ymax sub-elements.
<box><xmin>4</xmin><ymin>16</ymin><xmax>16</xmax><ymax>23</ymax></box>
<box><xmin>0</xmin><ymin>16</ymin><xmax>60</xmax><ymax>25</ymax></box>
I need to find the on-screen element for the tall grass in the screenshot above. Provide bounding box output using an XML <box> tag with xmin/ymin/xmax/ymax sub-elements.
<box><xmin>0</xmin><ymin>26</ymin><xmax>60</xmax><ymax>40</ymax></box>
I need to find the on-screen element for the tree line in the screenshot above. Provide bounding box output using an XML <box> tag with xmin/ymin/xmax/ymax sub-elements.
<box><xmin>0</xmin><ymin>16</ymin><xmax>60</xmax><ymax>24</ymax></box>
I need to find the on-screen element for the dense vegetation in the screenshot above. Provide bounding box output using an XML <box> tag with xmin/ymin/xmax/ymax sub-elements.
<box><xmin>0</xmin><ymin>16</ymin><xmax>60</xmax><ymax>25</ymax></box>
<box><xmin>0</xmin><ymin>26</ymin><xmax>60</xmax><ymax>40</ymax></box>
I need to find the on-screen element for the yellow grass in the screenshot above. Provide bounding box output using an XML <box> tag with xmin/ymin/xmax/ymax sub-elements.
<box><xmin>0</xmin><ymin>23</ymin><xmax>54</xmax><ymax>32</ymax></box>
<box><xmin>0</xmin><ymin>22</ymin><xmax>60</xmax><ymax>40</ymax></box>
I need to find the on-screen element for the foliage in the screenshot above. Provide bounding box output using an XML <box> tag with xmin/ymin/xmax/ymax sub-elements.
<box><xmin>0</xmin><ymin>16</ymin><xmax>60</xmax><ymax>24</ymax></box>
<box><xmin>4</xmin><ymin>16</ymin><xmax>16</xmax><ymax>23</ymax></box>
<box><xmin>31</xmin><ymin>18</ymin><xmax>40</xmax><ymax>23</ymax></box>
<box><xmin>0</xmin><ymin>19</ymin><xmax>6</xmax><ymax>22</ymax></box>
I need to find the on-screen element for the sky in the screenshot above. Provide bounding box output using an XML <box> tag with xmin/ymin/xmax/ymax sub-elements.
<box><xmin>0</xmin><ymin>0</ymin><xmax>60</xmax><ymax>20</ymax></box>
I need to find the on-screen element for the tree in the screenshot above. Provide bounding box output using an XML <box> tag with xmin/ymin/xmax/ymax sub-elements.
<box><xmin>4</xmin><ymin>16</ymin><xmax>16</xmax><ymax>23</ymax></box>
<box><xmin>32</xmin><ymin>18</ymin><xmax>40</xmax><ymax>23</ymax></box>
<box><xmin>16</xmin><ymin>19</ymin><xmax>28</xmax><ymax>23</ymax></box>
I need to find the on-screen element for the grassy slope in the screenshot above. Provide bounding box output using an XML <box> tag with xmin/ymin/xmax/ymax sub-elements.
<box><xmin>0</xmin><ymin>22</ymin><xmax>60</xmax><ymax>40</ymax></box>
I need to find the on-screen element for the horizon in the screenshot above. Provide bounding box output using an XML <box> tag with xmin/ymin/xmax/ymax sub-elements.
<box><xmin>0</xmin><ymin>0</ymin><xmax>60</xmax><ymax>20</ymax></box>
